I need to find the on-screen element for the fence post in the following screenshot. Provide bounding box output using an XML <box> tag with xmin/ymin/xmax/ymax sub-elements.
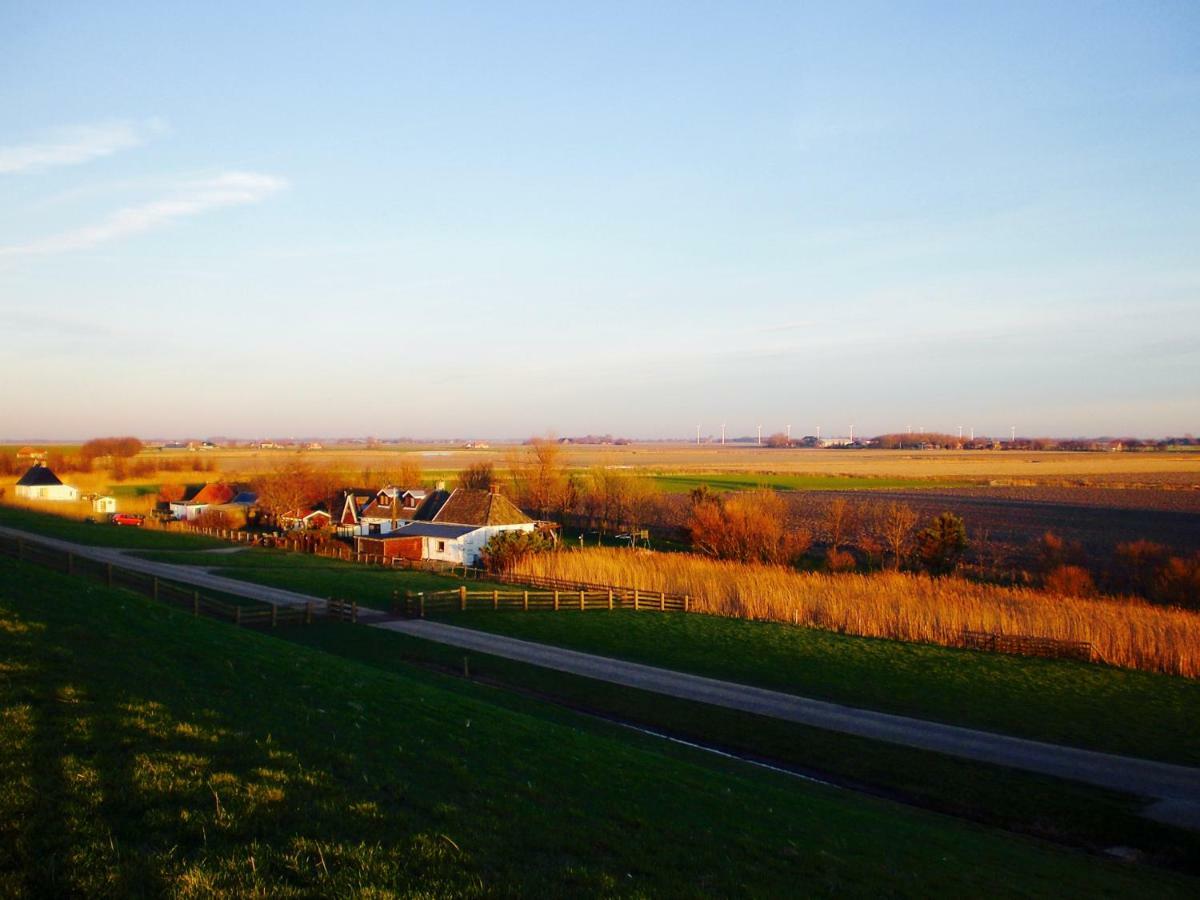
<box><xmin>684</xmin><ymin>594</ymin><xmax>690</xmax><ymax>613</ymax></box>
<box><xmin>153</xmin><ymin>577</ymin><xmax>160</xmax><ymax>602</ymax></box>
<box><xmin>235</xmin><ymin>606</ymin><xmax>242</xmax><ymax>626</ymax></box>
<box><xmin>305</xmin><ymin>600</ymin><xmax>313</xmax><ymax>624</ymax></box>
<box><xmin>608</xmin><ymin>588</ymin><xmax>614</xmax><ymax>611</ymax></box>
<box><xmin>492</xmin><ymin>589</ymin><xmax>498</xmax><ymax>610</ymax></box>
<box><xmin>351</xmin><ymin>601</ymin><xmax>358</xmax><ymax>624</ymax></box>
<box><xmin>17</xmin><ymin>539</ymin><xmax>24</xmax><ymax>560</ymax></box>
<box><xmin>106</xmin><ymin>562</ymin><xmax>113</xmax><ymax>588</ymax></box>
<box><xmin>67</xmin><ymin>552</ymin><xmax>74</xmax><ymax>576</ymax></box>
<box><xmin>553</xmin><ymin>590</ymin><xmax>559</xmax><ymax>611</ymax></box>
<box><xmin>419</xmin><ymin>592</ymin><xmax>426</xmax><ymax>618</ymax></box>
<box><xmin>193</xmin><ymin>590</ymin><xmax>200</xmax><ymax>616</ymax></box>
<box><xmin>579</xmin><ymin>589</ymin><xmax>585</xmax><ymax>611</ymax></box>
<box><xmin>634</xmin><ymin>587</ymin><xmax>639</xmax><ymax>611</ymax></box>
<box><xmin>459</xmin><ymin>585</ymin><xmax>467</xmax><ymax>611</ymax></box>
<box><xmin>404</xmin><ymin>589</ymin><xmax>413</xmax><ymax>618</ymax></box>
<box><xmin>523</xmin><ymin>590</ymin><xmax>529</xmax><ymax>611</ymax></box>
<box><xmin>271</xmin><ymin>604</ymin><xmax>278</xmax><ymax>628</ymax></box>
<box><xmin>659</xmin><ymin>590</ymin><xmax>665</xmax><ymax>611</ymax></box>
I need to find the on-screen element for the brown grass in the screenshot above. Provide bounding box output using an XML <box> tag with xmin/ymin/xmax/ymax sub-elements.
<box><xmin>511</xmin><ymin>548</ymin><xmax>1200</xmax><ymax>677</ymax></box>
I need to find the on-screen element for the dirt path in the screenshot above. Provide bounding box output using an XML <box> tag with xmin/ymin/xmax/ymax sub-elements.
<box><xmin>4</xmin><ymin>523</ymin><xmax>1198</xmax><ymax>824</ymax></box>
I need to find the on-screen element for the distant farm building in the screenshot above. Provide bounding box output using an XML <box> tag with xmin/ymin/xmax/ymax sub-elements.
<box><xmin>167</xmin><ymin>483</ymin><xmax>237</xmax><ymax>520</ymax></box>
<box><xmin>15</xmin><ymin>447</ymin><xmax>47</xmax><ymax>464</ymax></box>
<box><xmin>334</xmin><ymin>488</ymin><xmax>376</xmax><ymax>536</ymax></box>
<box><xmin>279</xmin><ymin>507</ymin><xmax>333</xmax><ymax>531</ymax></box>
<box><xmin>14</xmin><ymin>465</ymin><xmax>79</xmax><ymax>502</ymax></box>
<box><xmin>355</xmin><ymin>487</ymin><xmax>536</xmax><ymax>566</ymax></box>
<box><xmin>92</xmin><ymin>495</ymin><xmax>117</xmax><ymax>515</ymax></box>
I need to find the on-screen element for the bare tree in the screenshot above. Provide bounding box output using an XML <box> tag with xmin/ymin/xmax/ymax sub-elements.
<box><xmin>458</xmin><ymin>461</ymin><xmax>497</xmax><ymax>491</ymax></box>
<box><xmin>507</xmin><ymin>437</ymin><xmax>567</xmax><ymax>520</ymax></box>
<box><xmin>873</xmin><ymin>502</ymin><xmax>918</xmax><ymax>570</ymax></box>
<box><xmin>824</xmin><ymin>498</ymin><xmax>859</xmax><ymax>551</ymax></box>
<box><xmin>253</xmin><ymin>455</ymin><xmax>338</xmax><ymax>525</ymax></box>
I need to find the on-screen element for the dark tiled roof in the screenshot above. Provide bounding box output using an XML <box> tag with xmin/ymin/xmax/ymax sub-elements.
<box><xmin>358</xmin><ymin>522</ymin><xmax>477</xmax><ymax>541</ymax></box>
<box><xmin>430</xmin><ymin>489</ymin><xmax>533</xmax><ymax>526</ymax></box>
<box><xmin>16</xmin><ymin>465</ymin><xmax>63</xmax><ymax>487</ymax></box>
<box><xmin>230</xmin><ymin>492</ymin><xmax>258</xmax><ymax>505</ymax></box>
<box><xmin>410</xmin><ymin>489</ymin><xmax>452</xmax><ymax>522</ymax></box>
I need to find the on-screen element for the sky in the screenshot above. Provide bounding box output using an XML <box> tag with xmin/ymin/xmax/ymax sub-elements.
<box><xmin>1</xmin><ymin>1</ymin><xmax>1198</xmax><ymax>440</ymax></box>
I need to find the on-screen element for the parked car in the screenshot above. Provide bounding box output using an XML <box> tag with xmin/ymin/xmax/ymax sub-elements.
<box><xmin>111</xmin><ymin>513</ymin><xmax>145</xmax><ymax>527</ymax></box>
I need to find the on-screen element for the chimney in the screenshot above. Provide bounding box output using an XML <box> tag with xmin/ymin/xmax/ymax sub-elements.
<box><xmin>435</xmin><ymin>480</ymin><xmax>446</xmax><ymax>491</ymax></box>
<box><xmin>488</xmin><ymin>483</ymin><xmax>500</xmax><ymax>494</ymax></box>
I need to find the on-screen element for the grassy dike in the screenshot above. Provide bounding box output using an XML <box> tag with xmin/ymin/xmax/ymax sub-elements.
<box><xmin>3</xmin><ymin>557</ymin><xmax>1197</xmax><ymax>896</ymax></box>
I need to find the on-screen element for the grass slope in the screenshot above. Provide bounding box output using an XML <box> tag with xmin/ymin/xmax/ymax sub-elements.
<box><xmin>283</xmin><ymin>622</ymin><xmax>1200</xmax><ymax>872</ymax></box>
<box><xmin>430</xmin><ymin>610</ymin><xmax>1200</xmax><ymax>766</ymax></box>
<box><xmin>133</xmin><ymin>547</ymin><xmax>511</xmax><ymax>602</ymax></box>
<box><xmin>2</xmin><ymin>559</ymin><xmax>1195</xmax><ymax>896</ymax></box>
<box><xmin>0</xmin><ymin>505</ymin><xmax>225</xmax><ymax>550</ymax></box>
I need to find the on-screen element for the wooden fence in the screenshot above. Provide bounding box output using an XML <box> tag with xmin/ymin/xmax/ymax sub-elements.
<box><xmin>961</xmin><ymin>629</ymin><xmax>1093</xmax><ymax>662</ymax></box>
<box><xmin>0</xmin><ymin>533</ymin><xmax>322</xmax><ymax>628</ymax></box>
<box><xmin>393</xmin><ymin>584</ymin><xmax>690</xmax><ymax>618</ymax></box>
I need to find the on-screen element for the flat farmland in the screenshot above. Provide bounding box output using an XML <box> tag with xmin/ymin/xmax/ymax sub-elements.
<box><xmin>795</xmin><ymin>489</ymin><xmax>1200</xmax><ymax>559</ymax></box>
<box><xmin>7</xmin><ymin>442</ymin><xmax>1200</xmax><ymax>484</ymax></box>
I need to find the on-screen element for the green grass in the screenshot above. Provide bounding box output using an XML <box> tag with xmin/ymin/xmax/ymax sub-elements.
<box><xmin>0</xmin><ymin>505</ymin><xmax>225</xmax><ymax>550</ymax></box>
<box><xmin>430</xmin><ymin>610</ymin><xmax>1200</xmax><ymax>766</ymax></box>
<box><xmin>2</xmin><ymin>558</ymin><xmax>1196</xmax><ymax>896</ymax></box>
<box><xmin>106</xmin><ymin>483</ymin><xmax>162</xmax><ymax>498</ymax></box>
<box><xmin>283</xmin><ymin>622</ymin><xmax>1200</xmax><ymax>873</ymax></box>
<box><xmin>648</xmin><ymin>472</ymin><xmax>973</xmax><ymax>493</ymax></box>
<box><xmin>133</xmin><ymin>547</ymin><xmax>513</xmax><ymax>603</ymax></box>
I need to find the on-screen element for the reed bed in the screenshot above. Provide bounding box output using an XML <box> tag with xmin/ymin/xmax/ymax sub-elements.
<box><xmin>510</xmin><ymin>548</ymin><xmax>1200</xmax><ymax>678</ymax></box>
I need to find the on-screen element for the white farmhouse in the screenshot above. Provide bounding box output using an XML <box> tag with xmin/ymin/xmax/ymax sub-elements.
<box><xmin>14</xmin><ymin>465</ymin><xmax>79</xmax><ymax>502</ymax></box>
<box><xmin>355</xmin><ymin>487</ymin><xmax>537</xmax><ymax>566</ymax></box>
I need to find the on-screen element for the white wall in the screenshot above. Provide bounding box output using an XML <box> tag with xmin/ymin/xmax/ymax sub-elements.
<box><xmin>16</xmin><ymin>484</ymin><xmax>78</xmax><ymax>502</ymax></box>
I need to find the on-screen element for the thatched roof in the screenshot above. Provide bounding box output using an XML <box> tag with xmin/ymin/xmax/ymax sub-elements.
<box><xmin>429</xmin><ymin>489</ymin><xmax>533</xmax><ymax>527</ymax></box>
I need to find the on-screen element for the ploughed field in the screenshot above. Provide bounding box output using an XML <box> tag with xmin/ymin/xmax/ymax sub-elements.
<box><xmin>793</xmin><ymin>488</ymin><xmax>1200</xmax><ymax>559</ymax></box>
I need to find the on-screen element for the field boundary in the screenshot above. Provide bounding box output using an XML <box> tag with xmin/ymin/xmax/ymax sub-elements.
<box><xmin>0</xmin><ymin>532</ymin><xmax>328</xmax><ymax>627</ymax></box>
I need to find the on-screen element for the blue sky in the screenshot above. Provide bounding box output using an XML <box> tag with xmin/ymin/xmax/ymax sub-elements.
<box><xmin>1</xmin><ymin>2</ymin><xmax>1197</xmax><ymax>439</ymax></box>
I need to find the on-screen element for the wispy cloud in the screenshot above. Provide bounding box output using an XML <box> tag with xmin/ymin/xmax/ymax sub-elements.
<box><xmin>0</xmin><ymin>172</ymin><xmax>288</xmax><ymax>258</ymax></box>
<box><xmin>0</xmin><ymin>119</ymin><xmax>166</xmax><ymax>175</ymax></box>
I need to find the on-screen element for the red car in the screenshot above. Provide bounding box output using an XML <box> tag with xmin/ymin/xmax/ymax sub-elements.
<box><xmin>111</xmin><ymin>513</ymin><xmax>145</xmax><ymax>527</ymax></box>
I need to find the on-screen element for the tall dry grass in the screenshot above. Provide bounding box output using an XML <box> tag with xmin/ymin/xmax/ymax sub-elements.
<box><xmin>511</xmin><ymin>548</ymin><xmax>1200</xmax><ymax>677</ymax></box>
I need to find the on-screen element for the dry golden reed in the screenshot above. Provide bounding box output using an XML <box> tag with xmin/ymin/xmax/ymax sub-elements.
<box><xmin>512</xmin><ymin>548</ymin><xmax>1200</xmax><ymax>677</ymax></box>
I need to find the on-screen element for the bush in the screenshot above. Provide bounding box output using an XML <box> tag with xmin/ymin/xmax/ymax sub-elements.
<box><xmin>480</xmin><ymin>530</ymin><xmax>554</xmax><ymax>574</ymax></box>
<box><xmin>687</xmin><ymin>490</ymin><xmax>808</xmax><ymax>565</ymax></box>
<box><xmin>1044</xmin><ymin>564</ymin><xmax>1097</xmax><ymax>598</ymax></box>
<box><xmin>825</xmin><ymin>548</ymin><xmax>857</xmax><ymax>573</ymax></box>
<box><xmin>915</xmin><ymin>512</ymin><xmax>967</xmax><ymax>576</ymax></box>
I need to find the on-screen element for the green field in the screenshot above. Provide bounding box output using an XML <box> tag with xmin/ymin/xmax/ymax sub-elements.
<box><xmin>646</xmin><ymin>472</ymin><xmax>973</xmax><ymax>493</ymax></box>
<box><xmin>7</xmin><ymin>506</ymin><xmax>1196</xmax><ymax>766</ymax></box>
<box><xmin>132</xmin><ymin>547</ymin><xmax>512</xmax><ymax>602</ymax></box>
<box><xmin>3</xmin><ymin>557</ymin><xmax>1197</xmax><ymax>896</ymax></box>
<box><xmin>0</xmin><ymin>506</ymin><xmax>226</xmax><ymax>550</ymax></box>
<box><xmin>429</xmin><ymin>610</ymin><xmax>1200</xmax><ymax>767</ymax></box>
<box><xmin>286</xmin><ymin>621</ymin><xmax>1200</xmax><ymax>871</ymax></box>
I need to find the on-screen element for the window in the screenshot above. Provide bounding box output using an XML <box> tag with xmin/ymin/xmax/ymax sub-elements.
<box><xmin>437</xmin><ymin>540</ymin><xmax>446</xmax><ymax>553</ymax></box>
<box><xmin>369</xmin><ymin>523</ymin><xmax>380</xmax><ymax>535</ymax></box>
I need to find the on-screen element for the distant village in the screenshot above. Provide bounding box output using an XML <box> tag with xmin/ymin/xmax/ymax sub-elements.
<box><xmin>11</xmin><ymin>445</ymin><xmax>541</xmax><ymax>567</ymax></box>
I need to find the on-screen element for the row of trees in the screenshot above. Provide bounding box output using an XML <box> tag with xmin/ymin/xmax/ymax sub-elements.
<box><xmin>1036</xmin><ymin>533</ymin><xmax>1200</xmax><ymax>608</ymax></box>
<box><xmin>683</xmin><ymin>490</ymin><xmax>967</xmax><ymax>575</ymax></box>
<box><xmin>80</xmin><ymin>436</ymin><xmax>144</xmax><ymax>461</ymax></box>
